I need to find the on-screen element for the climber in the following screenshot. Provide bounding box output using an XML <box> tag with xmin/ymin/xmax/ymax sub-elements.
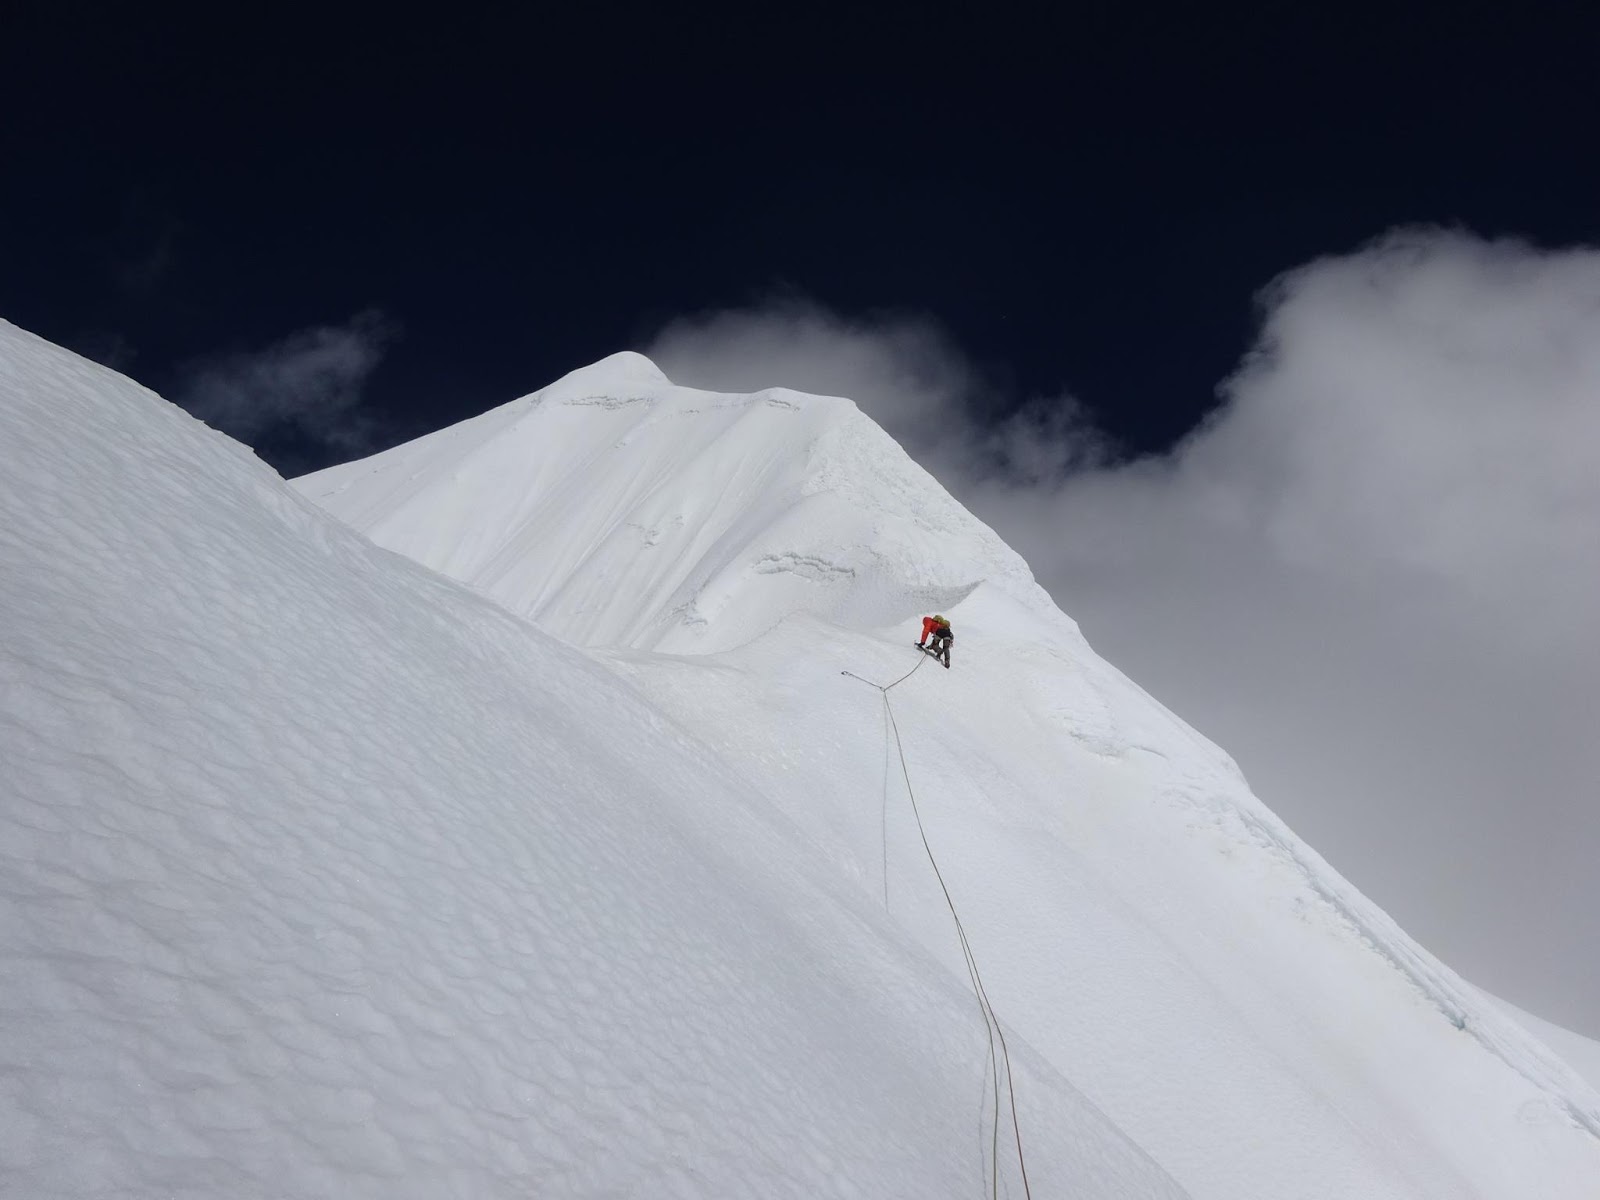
<box><xmin>917</xmin><ymin>614</ymin><xmax>953</xmax><ymax>668</ymax></box>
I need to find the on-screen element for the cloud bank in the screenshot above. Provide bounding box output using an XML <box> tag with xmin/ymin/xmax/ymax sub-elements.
<box><xmin>644</xmin><ymin>230</ymin><xmax>1600</xmax><ymax>1031</ymax></box>
<box><xmin>178</xmin><ymin>311</ymin><xmax>396</xmax><ymax>460</ymax></box>
<box><xmin>648</xmin><ymin>301</ymin><xmax>1107</xmax><ymax>489</ymax></box>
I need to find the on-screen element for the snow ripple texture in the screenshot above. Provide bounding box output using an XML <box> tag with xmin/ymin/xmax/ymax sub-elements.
<box><xmin>0</xmin><ymin>321</ymin><xmax>1186</xmax><ymax>1198</ymax></box>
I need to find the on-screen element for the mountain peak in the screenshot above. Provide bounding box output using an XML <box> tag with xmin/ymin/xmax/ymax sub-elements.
<box><xmin>295</xmin><ymin>359</ymin><xmax>1038</xmax><ymax>652</ymax></box>
<box><xmin>543</xmin><ymin>350</ymin><xmax>672</xmax><ymax>395</ymax></box>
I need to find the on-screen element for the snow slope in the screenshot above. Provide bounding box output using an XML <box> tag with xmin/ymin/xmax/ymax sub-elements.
<box><xmin>1488</xmin><ymin>993</ymin><xmax>1600</xmax><ymax>1094</ymax></box>
<box><xmin>298</xmin><ymin>352</ymin><xmax>1600</xmax><ymax>1200</ymax></box>
<box><xmin>0</xmin><ymin>322</ymin><xmax>1183</xmax><ymax>1198</ymax></box>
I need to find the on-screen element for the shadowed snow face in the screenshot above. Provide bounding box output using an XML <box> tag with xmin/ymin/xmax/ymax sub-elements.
<box><xmin>645</xmin><ymin>229</ymin><xmax>1600</xmax><ymax>1032</ymax></box>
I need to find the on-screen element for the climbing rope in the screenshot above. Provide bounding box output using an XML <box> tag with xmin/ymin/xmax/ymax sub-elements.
<box><xmin>843</xmin><ymin>649</ymin><xmax>927</xmax><ymax>914</ymax></box>
<box><xmin>842</xmin><ymin>653</ymin><xmax>1034</xmax><ymax>1200</ymax></box>
<box><xmin>840</xmin><ymin>643</ymin><xmax>929</xmax><ymax>693</ymax></box>
<box><xmin>881</xmin><ymin>697</ymin><xmax>892</xmax><ymax>910</ymax></box>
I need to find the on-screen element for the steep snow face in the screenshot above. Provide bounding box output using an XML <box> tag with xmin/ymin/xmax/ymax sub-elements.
<box><xmin>1488</xmin><ymin>993</ymin><xmax>1600</xmax><ymax>1094</ymax></box>
<box><xmin>295</xmin><ymin>352</ymin><xmax>1041</xmax><ymax>652</ymax></box>
<box><xmin>0</xmin><ymin>323</ymin><xmax>1183</xmax><ymax>1199</ymax></box>
<box><xmin>299</xmin><ymin>353</ymin><xmax>1600</xmax><ymax>1200</ymax></box>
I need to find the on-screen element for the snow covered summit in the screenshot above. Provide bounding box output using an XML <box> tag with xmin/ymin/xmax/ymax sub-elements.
<box><xmin>294</xmin><ymin>351</ymin><xmax>1037</xmax><ymax>653</ymax></box>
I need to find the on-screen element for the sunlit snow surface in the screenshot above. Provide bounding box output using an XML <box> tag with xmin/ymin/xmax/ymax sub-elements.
<box><xmin>297</xmin><ymin>351</ymin><xmax>1600</xmax><ymax>1199</ymax></box>
<box><xmin>1</xmin><ymin>322</ymin><xmax>1595</xmax><ymax>1200</ymax></box>
<box><xmin>0</xmin><ymin>325</ymin><xmax>1181</xmax><ymax>1198</ymax></box>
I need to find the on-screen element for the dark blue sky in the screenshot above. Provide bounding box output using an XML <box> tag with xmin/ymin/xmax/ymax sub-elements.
<box><xmin>5</xmin><ymin>3</ymin><xmax>1597</xmax><ymax>473</ymax></box>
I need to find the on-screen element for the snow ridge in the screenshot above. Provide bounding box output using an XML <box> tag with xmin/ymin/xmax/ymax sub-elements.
<box><xmin>1209</xmin><ymin>785</ymin><xmax>1600</xmax><ymax>1139</ymax></box>
<box><xmin>294</xmin><ymin>354</ymin><xmax>1039</xmax><ymax>654</ymax></box>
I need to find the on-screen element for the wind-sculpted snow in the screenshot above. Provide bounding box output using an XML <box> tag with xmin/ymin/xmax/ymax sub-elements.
<box><xmin>300</xmin><ymin>352</ymin><xmax>1600</xmax><ymax>1199</ymax></box>
<box><xmin>0</xmin><ymin>322</ymin><xmax>1186</xmax><ymax>1198</ymax></box>
<box><xmin>295</xmin><ymin>352</ymin><xmax>1032</xmax><ymax>652</ymax></box>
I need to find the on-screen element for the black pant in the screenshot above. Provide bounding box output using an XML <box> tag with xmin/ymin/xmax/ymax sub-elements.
<box><xmin>930</xmin><ymin>634</ymin><xmax>951</xmax><ymax>664</ymax></box>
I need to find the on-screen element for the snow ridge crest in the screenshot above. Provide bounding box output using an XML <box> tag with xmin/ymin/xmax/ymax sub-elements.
<box><xmin>295</xmin><ymin>355</ymin><xmax>1043</xmax><ymax>652</ymax></box>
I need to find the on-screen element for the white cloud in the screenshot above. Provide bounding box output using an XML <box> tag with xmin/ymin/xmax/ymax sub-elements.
<box><xmin>1029</xmin><ymin>230</ymin><xmax>1600</xmax><ymax>1030</ymax></box>
<box><xmin>178</xmin><ymin>311</ymin><xmax>395</xmax><ymax>454</ymax></box>
<box><xmin>1177</xmin><ymin>231</ymin><xmax>1600</xmax><ymax>616</ymax></box>
<box><xmin>648</xmin><ymin>299</ymin><xmax>972</xmax><ymax>437</ymax></box>
<box><xmin>642</xmin><ymin>232</ymin><xmax>1600</xmax><ymax>1031</ymax></box>
<box><xmin>647</xmin><ymin>298</ymin><xmax>1104</xmax><ymax>485</ymax></box>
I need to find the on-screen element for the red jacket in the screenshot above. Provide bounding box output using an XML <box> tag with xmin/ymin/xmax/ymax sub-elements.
<box><xmin>920</xmin><ymin>616</ymin><xmax>952</xmax><ymax>643</ymax></box>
